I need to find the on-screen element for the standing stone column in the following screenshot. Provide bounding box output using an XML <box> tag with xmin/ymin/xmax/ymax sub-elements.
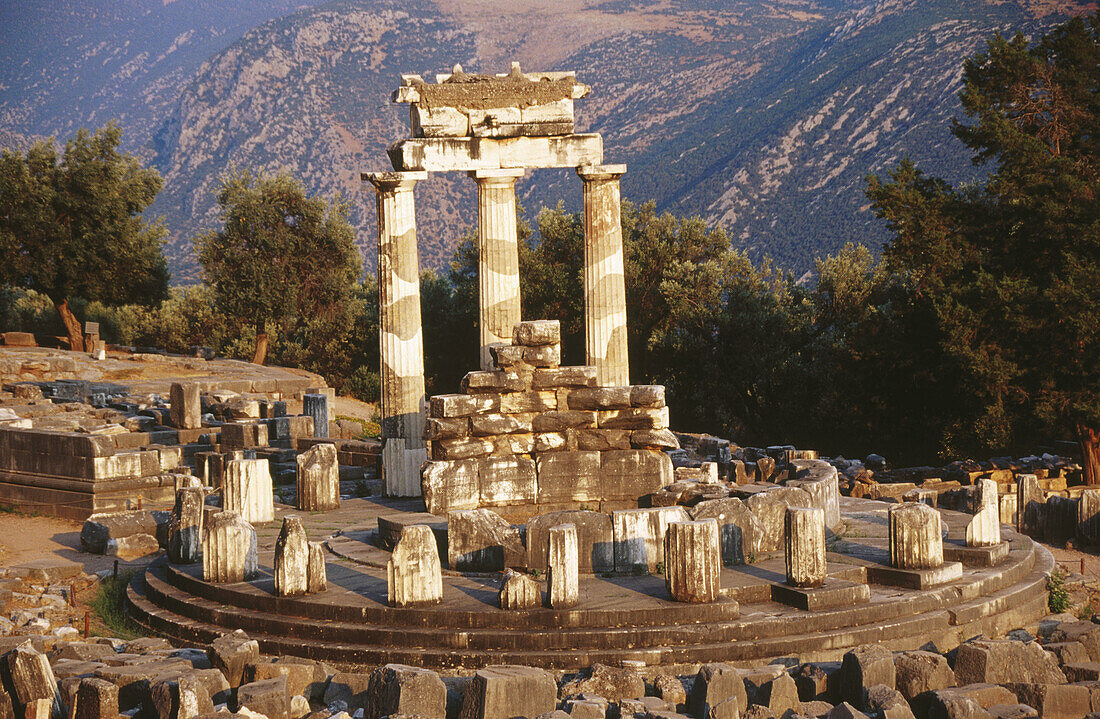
<box><xmin>168</xmin><ymin>486</ymin><xmax>204</xmax><ymax>564</ymax></box>
<box><xmin>966</xmin><ymin>478</ymin><xmax>1001</xmax><ymax>547</ymax></box>
<box><xmin>387</xmin><ymin>525</ymin><xmax>443</xmax><ymax>607</ymax></box>
<box><xmin>170</xmin><ymin>382</ymin><xmax>201</xmax><ymax>429</ymax></box>
<box><xmin>274</xmin><ymin>516</ymin><xmax>309</xmax><ymax>597</ymax></box>
<box><xmin>889</xmin><ymin>503</ymin><xmax>943</xmax><ymax>569</ymax></box>
<box><xmin>785</xmin><ymin>507</ymin><xmax>826</xmax><ymax>588</ymax></box>
<box><xmin>297</xmin><ymin>443</ymin><xmax>339</xmax><ymax>512</ymax></box>
<box><xmin>665</xmin><ymin>519</ymin><xmax>721</xmax><ymax>603</ymax></box>
<box><xmin>366</xmin><ymin>171</ymin><xmax>429</xmax><ymax>498</ymax></box>
<box><xmin>202</xmin><ymin>511</ymin><xmax>258</xmax><ymax>583</ymax></box>
<box><xmin>223</xmin><ymin>458</ymin><xmax>274</xmax><ymax>524</ymax></box>
<box><xmin>303</xmin><ymin>394</ymin><xmax>329</xmax><ymax>439</ymax></box>
<box><xmin>1016</xmin><ymin>473</ymin><xmax>1045</xmax><ymax>538</ymax></box>
<box><xmin>307</xmin><ymin>542</ymin><xmax>327</xmax><ymax>593</ymax></box>
<box><xmin>577</xmin><ymin>164</ymin><xmax>629</xmax><ymax>387</ymax></box>
<box><xmin>547</xmin><ymin>524</ymin><xmax>579</xmax><ymax>609</ymax></box>
<box><xmin>469</xmin><ymin>168</ymin><xmax>525</xmax><ymax>370</ymax></box>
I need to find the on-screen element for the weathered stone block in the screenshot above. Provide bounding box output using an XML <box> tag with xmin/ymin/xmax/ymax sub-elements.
<box><xmin>689</xmin><ymin>663</ymin><xmax>746</xmax><ymax>719</ymax></box>
<box><xmin>434</xmin><ymin>437</ymin><xmax>495</xmax><ymax>460</ymax></box>
<box><xmin>535</xmin><ymin>451</ymin><xmax>601</xmax><ymax>504</ymax></box>
<box><xmin>513</xmin><ymin>321</ymin><xmax>560</xmax><ymax>347</ymax></box>
<box><xmin>500</xmin><ymin>391</ymin><xmax>557</xmax><ymax>414</ymax></box>
<box><xmin>532</xmin><ymin>411</ymin><xmax>597</xmax><ymax>432</ymax></box>
<box><xmin>150</xmin><ymin>675</ymin><xmax>214</xmax><ymax>719</ymax></box>
<box><xmin>365</xmin><ymin>664</ymin><xmax>446</xmax><ymax>719</ymax></box>
<box><xmin>425</xmin><ymin>417</ymin><xmax>470</xmax><ymax>441</ymax></box>
<box><xmin>499</xmin><ymin>569</ymin><xmax>540</xmax><ymax>610</ymax></box>
<box><xmin>612</xmin><ymin>506</ymin><xmax>690</xmax><ymax>573</ymax></box>
<box><xmin>207</xmin><ymin>630</ymin><xmax>259</xmax><ymax>688</ymax></box>
<box><xmin>532</xmin><ymin>367</ymin><xmax>596</xmax><ymax>389</ymax></box>
<box><xmin>527</xmin><ymin>510</ymin><xmax>614</xmax><ymax>573</ymax></box>
<box><xmin>1078</xmin><ymin>489</ymin><xmax>1100</xmax><ymax>546</ymax></box>
<box><xmin>630</xmin><ymin>429</ymin><xmax>679</xmax><ymax>450</ymax></box>
<box><xmin>479</xmin><ymin>456</ymin><xmax>537</xmax><ymax>506</ymax></box>
<box><xmin>574</xmin><ymin>429</ymin><xmax>631</xmax><ymax>451</ymax></box>
<box><xmin>431</xmin><ymin>394</ymin><xmax>500</xmax><ymax>418</ymax></box>
<box><xmin>567</xmin><ymin>387</ymin><xmax>632</xmax><ymax>411</ymax></box>
<box><xmin>387</xmin><ymin>525</ymin><xmax>443</xmax><ymax>607</ymax></box>
<box><xmin>629</xmin><ymin>385</ymin><xmax>665</xmax><ymax>408</ymax></box>
<box><xmin>462</xmin><ymin>371</ymin><xmax>527</xmax><ymax>394</ymax></box>
<box><xmin>691</xmin><ymin>498</ymin><xmax>760</xmax><ymax>566</ymax></box>
<box><xmin>422</xmin><ymin>459</ymin><xmax>480</xmax><ymax>515</ymax></box>
<box><xmin>842</xmin><ymin>645</ymin><xmax>896</xmax><ymax>708</ymax></box>
<box><xmin>170</xmin><ymin>383</ymin><xmax>201</xmax><ymax>430</ymax></box>
<box><xmin>2</xmin><ymin>641</ymin><xmax>61</xmax><ymax>719</ymax></box>
<box><xmin>296</xmin><ymin>443</ymin><xmax>339</xmax><ymax>512</ymax></box>
<box><xmin>893</xmin><ymin>650</ymin><xmax>955</xmax><ymax>700</ymax></box>
<box><xmin>745</xmin><ymin>487</ymin><xmax>813</xmax><ymax>554</ymax></box>
<box><xmin>954</xmin><ymin>639</ymin><xmax>1066</xmax><ymax>685</ymax></box>
<box><xmin>448</xmin><ymin>509</ymin><xmax>525</xmax><ymax>571</ymax></box>
<box><xmin>73</xmin><ymin>677</ymin><xmax>120</xmax><ymax>719</ymax></box>
<box><xmin>600</xmin><ymin>449</ymin><xmax>673</xmax><ymax>500</ymax></box>
<box><xmin>459</xmin><ymin>666</ymin><xmax>557</xmax><ymax>719</ymax></box>
<box><xmin>597</xmin><ymin>407</ymin><xmax>669</xmax><ymax>430</ymax></box>
<box><xmin>80</xmin><ymin>511</ymin><xmax>159</xmax><ymax>554</ymax></box>
<box><xmin>237</xmin><ymin>676</ymin><xmax>290</xmax><ymax>719</ymax></box>
<box><xmin>470</xmin><ymin>414</ymin><xmax>534</xmax><ymax>436</ymax></box>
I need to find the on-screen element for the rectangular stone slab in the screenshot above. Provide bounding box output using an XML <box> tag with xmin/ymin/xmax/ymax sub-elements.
<box><xmin>942</xmin><ymin>540</ymin><xmax>1010</xmax><ymax>567</ymax></box>
<box><xmin>770</xmin><ymin>578</ymin><xmax>871</xmax><ymax>611</ymax></box>
<box><xmin>866</xmin><ymin>561</ymin><xmax>963</xmax><ymax>590</ymax></box>
<box><xmin>386</xmin><ymin>134</ymin><xmax>603</xmax><ymax>172</ymax></box>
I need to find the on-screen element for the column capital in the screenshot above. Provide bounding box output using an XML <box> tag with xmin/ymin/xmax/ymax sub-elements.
<box><xmin>468</xmin><ymin>168</ymin><xmax>526</xmax><ymax>185</ymax></box>
<box><xmin>577</xmin><ymin>163</ymin><xmax>626</xmax><ymax>181</ymax></box>
<box><xmin>362</xmin><ymin>171</ymin><xmax>428</xmax><ymax>192</ymax></box>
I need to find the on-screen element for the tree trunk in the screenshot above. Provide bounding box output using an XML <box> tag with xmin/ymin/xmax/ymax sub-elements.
<box><xmin>55</xmin><ymin>298</ymin><xmax>83</xmax><ymax>352</ymax></box>
<box><xmin>1078</xmin><ymin>424</ymin><xmax>1100</xmax><ymax>486</ymax></box>
<box><xmin>252</xmin><ymin>330</ymin><xmax>269</xmax><ymax>365</ymax></box>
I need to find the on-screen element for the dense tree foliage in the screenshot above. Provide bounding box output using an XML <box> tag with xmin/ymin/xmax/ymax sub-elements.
<box><xmin>195</xmin><ymin>169</ymin><xmax>361</xmax><ymax>365</ymax></box>
<box><xmin>866</xmin><ymin>13</ymin><xmax>1100</xmax><ymax>479</ymax></box>
<box><xmin>0</xmin><ymin>123</ymin><xmax>169</xmax><ymax>350</ymax></box>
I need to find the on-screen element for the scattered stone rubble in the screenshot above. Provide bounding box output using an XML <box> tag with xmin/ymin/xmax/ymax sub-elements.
<box><xmin>0</xmin><ymin>346</ymin><xmax>381</xmax><ymax>521</ymax></box>
<box><xmin>4</xmin><ymin>617</ymin><xmax>1100</xmax><ymax>719</ymax></box>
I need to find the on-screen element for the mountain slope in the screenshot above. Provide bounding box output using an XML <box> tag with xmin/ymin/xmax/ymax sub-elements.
<box><xmin>1</xmin><ymin>0</ymin><xmax>1093</xmax><ymax>281</ymax></box>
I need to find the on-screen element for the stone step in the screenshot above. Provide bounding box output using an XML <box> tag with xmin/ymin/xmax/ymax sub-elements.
<box><xmin>126</xmin><ymin>569</ymin><xmax>968</xmax><ymax>670</ymax></box>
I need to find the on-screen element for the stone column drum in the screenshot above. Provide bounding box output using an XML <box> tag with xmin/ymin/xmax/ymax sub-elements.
<box><xmin>297</xmin><ymin>443</ymin><xmax>340</xmax><ymax>512</ymax></box>
<box><xmin>785</xmin><ymin>507</ymin><xmax>826</xmax><ymax>588</ymax></box>
<box><xmin>577</xmin><ymin>164</ymin><xmax>630</xmax><ymax>387</ymax></box>
<box><xmin>966</xmin><ymin>478</ymin><xmax>1001</xmax><ymax>547</ymax></box>
<box><xmin>223</xmin><ymin>458</ymin><xmax>274</xmax><ymax>524</ymax></box>
<box><xmin>307</xmin><ymin>542</ymin><xmax>327</xmax><ymax>593</ymax></box>
<box><xmin>274</xmin><ymin>516</ymin><xmax>309</xmax><ymax>597</ymax></box>
<box><xmin>387</xmin><ymin>525</ymin><xmax>443</xmax><ymax>607</ymax></box>
<box><xmin>303</xmin><ymin>393</ymin><xmax>329</xmax><ymax>439</ymax></box>
<box><xmin>470</xmin><ymin>168</ymin><xmax>525</xmax><ymax>370</ymax></box>
<box><xmin>665</xmin><ymin>519</ymin><xmax>721</xmax><ymax>603</ymax></box>
<box><xmin>889</xmin><ymin>502</ymin><xmax>943</xmax><ymax>569</ymax></box>
<box><xmin>367</xmin><ymin>171</ymin><xmax>429</xmax><ymax>498</ymax></box>
<box><xmin>202</xmin><ymin>511</ymin><xmax>258</xmax><ymax>583</ymax></box>
<box><xmin>547</xmin><ymin>524</ymin><xmax>579</xmax><ymax>609</ymax></box>
<box><xmin>168</xmin><ymin>486</ymin><xmax>204</xmax><ymax>564</ymax></box>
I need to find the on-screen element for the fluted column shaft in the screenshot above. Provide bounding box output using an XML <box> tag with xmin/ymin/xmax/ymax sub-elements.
<box><xmin>470</xmin><ymin>169</ymin><xmax>525</xmax><ymax>370</ymax></box>
<box><xmin>785</xmin><ymin>507</ymin><xmax>826</xmax><ymax>588</ymax></box>
<box><xmin>577</xmin><ymin>164</ymin><xmax>629</xmax><ymax>386</ymax></box>
<box><xmin>366</xmin><ymin>171</ymin><xmax>429</xmax><ymax>497</ymax></box>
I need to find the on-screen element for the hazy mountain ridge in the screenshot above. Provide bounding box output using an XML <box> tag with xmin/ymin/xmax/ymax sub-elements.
<box><xmin>0</xmin><ymin>0</ymin><xmax>1092</xmax><ymax>282</ymax></box>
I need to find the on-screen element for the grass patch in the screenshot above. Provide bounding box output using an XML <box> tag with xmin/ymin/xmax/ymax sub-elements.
<box><xmin>89</xmin><ymin>571</ymin><xmax>144</xmax><ymax>640</ymax></box>
<box><xmin>336</xmin><ymin>415</ymin><xmax>380</xmax><ymax>439</ymax></box>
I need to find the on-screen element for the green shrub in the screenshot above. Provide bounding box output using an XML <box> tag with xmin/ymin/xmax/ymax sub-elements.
<box><xmin>1048</xmin><ymin>569</ymin><xmax>1072</xmax><ymax>614</ymax></box>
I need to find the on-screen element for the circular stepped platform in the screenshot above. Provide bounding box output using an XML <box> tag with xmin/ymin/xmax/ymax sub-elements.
<box><xmin>126</xmin><ymin>497</ymin><xmax>1054</xmax><ymax>673</ymax></box>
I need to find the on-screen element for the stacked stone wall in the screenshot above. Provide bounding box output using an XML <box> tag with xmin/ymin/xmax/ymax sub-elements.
<box><xmin>421</xmin><ymin>321</ymin><xmax>675</xmax><ymax>518</ymax></box>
